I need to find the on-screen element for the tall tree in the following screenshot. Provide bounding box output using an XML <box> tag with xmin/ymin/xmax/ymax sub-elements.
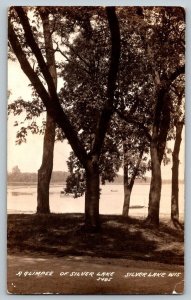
<box><xmin>8</xmin><ymin>7</ymin><xmax>63</xmax><ymax>214</ymax></box>
<box><xmin>145</xmin><ymin>69</ymin><xmax>185</xmax><ymax>226</ymax></box>
<box><xmin>115</xmin><ymin>7</ymin><xmax>185</xmax><ymax>225</ymax></box>
<box><xmin>142</xmin><ymin>7</ymin><xmax>185</xmax><ymax>226</ymax></box>
<box><xmin>170</xmin><ymin>77</ymin><xmax>185</xmax><ymax>228</ymax></box>
<box><xmin>171</xmin><ymin>120</ymin><xmax>184</xmax><ymax>228</ymax></box>
<box><xmin>8</xmin><ymin>6</ymin><xmax>121</xmax><ymax>231</ymax></box>
<box><xmin>60</xmin><ymin>8</ymin><xmax>151</xmax><ymax>210</ymax></box>
<box><xmin>37</xmin><ymin>8</ymin><xmax>57</xmax><ymax>214</ymax></box>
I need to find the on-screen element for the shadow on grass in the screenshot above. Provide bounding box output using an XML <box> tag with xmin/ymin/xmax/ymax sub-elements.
<box><xmin>8</xmin><ymin>214</ymin><xmax>184</xmax><ymax>265</ymax></box>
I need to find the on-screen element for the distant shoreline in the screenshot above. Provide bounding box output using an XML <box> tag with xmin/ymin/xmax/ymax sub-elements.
<box><xmin>7</xmin><ymin>181</ymin><xmax>184</xmax><ymax>187</ymax></box>
<box><xmin>7</xmin><ymin>170</ymin><xmax>184</xmax><ymax>186</ymax></box>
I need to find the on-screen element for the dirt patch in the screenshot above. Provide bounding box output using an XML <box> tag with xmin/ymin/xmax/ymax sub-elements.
<box><xmin>8</xmin><ymin>214</ymin><xmax>184</xmax><ymax>265</ymax></box>
<box><xmin>7</xmin><ymin>214</ymin><xmax>184</xmax><ymax>294</ymax></box>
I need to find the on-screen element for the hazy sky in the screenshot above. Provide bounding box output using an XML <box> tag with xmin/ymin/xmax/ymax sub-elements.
<box><xmin>8</xmin><ymin>61</ymin><xmax>72</xmax><ymax>173</ymax></box>
<box><xmin>8</xmin><ymin>61</ymin><xmax>185</xmax><ymax>179</ymax></box>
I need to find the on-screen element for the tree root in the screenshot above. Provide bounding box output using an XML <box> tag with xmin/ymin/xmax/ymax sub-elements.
<box><xmin>143</xmin><ymin>216</ymin><xmax>159</xmax><ymax>228</ymax></box>
<box><xmin>170</xmin><ymin>218</ymin><xmax>184</xmax><ymax>230</ymax></box>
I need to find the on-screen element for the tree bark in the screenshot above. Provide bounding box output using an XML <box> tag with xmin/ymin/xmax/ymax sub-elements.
<box><xmin>37</xmin><ymin>9</ymin><xmax>57</xmax><ymax>214</ymax></box>
<box><xmin>83</xmin><ymin>7</ymin><xmax>120</xmax><ymax>230</ymax></box>
<box><xmin>145</xmin><ymin>90</ymin><xmax>170</xmax><ymax>226</ymax></box>
<box><xmin>122</xmin><ymin>143</ymin><xmax>144</xmax><ymax>217</ymax></box>
<box><xmin>122</xmin><ymin>144</ymin><xmax>132</xmax><ymax>217</ymax></box>
<box><xmin>171</xmin><ymin>121</ymin><xmax>184</xmax><ymax>228</ymax></box>
<box><xmin>91</xmin><ymin>7</ymin><xmax>121</xmax><ymax>156</ymax></box>
<box><xmin>157</xmin><ymin>95</ymin><xmax>171</xmax><ymax>164</ymax></box>
<box><xmin>146</xmin><ymin>127</ymin><xmax>161</xmax><ymax>226</ymax></box>
<box><xmin>37</xmin><ymin>114</ymin><xmax>55</xmax><ymax>213</ymax></box>
<box><xmin>84</xmin><ymin>159</ymin><xmax>100</xmax><ymax>231</ymax></box>
<box><xmin>122</xmin><ymin>164</ymin><xmax>132</xmax><ymax>217</ymax></box>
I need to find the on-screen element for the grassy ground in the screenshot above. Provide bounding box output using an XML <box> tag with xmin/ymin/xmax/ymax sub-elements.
<box><xmin>8</xmin><ymin>213</ymin><xmax>184</xmax><ymax>264</ymax></box>
<box><xmin>7</xmin><ymin>214</ymin><xmax>184</xmax><ymax>294</ymax></box>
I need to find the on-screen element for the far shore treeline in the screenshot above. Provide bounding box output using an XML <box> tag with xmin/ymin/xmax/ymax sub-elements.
<box><xmin>7</xmin><ymin>170</ymin><xmax>183</xmax><ymax>185</ymax></box>
<box><xmin>8</xmin><ymin>170</ymin><xmax>68</xmax><ymax>184</ymax></box>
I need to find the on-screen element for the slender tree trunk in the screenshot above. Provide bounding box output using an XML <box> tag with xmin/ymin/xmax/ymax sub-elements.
<box><xmin>122</xmin><ymin>161</ymin><xmax>131</xmax><ymax>216</ymax></box>
<box><xmin>37</xmin><ymin>10</ymin><xmax>57</xmax><ymax>214</ymax></box>
<box><xmin>37</xmin><ymin>115</ymin><xmax>55</xmax><ymax>213</ymax></box>
<box><xmin>122</xmin><ymin>159</ymin><xmax>134</xmax><ymax>217</ymax></box>
<box><xmin>84</xmin><ymin>159</ymin><xmax>100</xmax><ymax>231</ymax></box>
<box><xmin>171</xmin><ymin>121</ymin><xmax>184</xmax><ymax>228</ymax></box>
<box><xmin>123</xmin><ymin>188</ymin><xmax>132</xmax><ymax>217</ymax></box>
<box><xmin>146</xmin><ymin>129</ymin><xmax>161</xmax><ymax>226</ymax></box>
<box><xmin>122</xmin><ymin>143</ymin><xmax>130</xmax><ymax>216</ymax></box>
<box><xmin>122</xmin><ymin>145</ymin><xmax>144</xmax><ymax>217</ymax></box>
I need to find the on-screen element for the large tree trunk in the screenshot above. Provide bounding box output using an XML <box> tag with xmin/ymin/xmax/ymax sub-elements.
<box><xmin>145</xmin><ymin>92</ymin><xmax>170</xmax><ymax>226</ymax></box>
<box><xmin>37</xmin><ymin>114</ymin><xmax>55</xmax><ymax>213</ymax></box>
<box><xmin>84</xmin><ymin>160</ymin><xmax>100</xmax><ymax>231</ymax></box>
<box><xmin>37</xmin><ymin>9</ymin><xmax>57</xmax><ymax>214</ymax></box>
<box><xmin>171</xmin><ymin>121</ymin><xmax>184</xmax><ymax>228</ymax></box>
<box><xmin>146</xmin><ymin>129</ymin><xmax>161</xmax><ymax>226</ymax></box>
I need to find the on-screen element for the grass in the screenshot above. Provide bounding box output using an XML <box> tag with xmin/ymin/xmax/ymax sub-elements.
<box><xmin>7</xmin><ymin>213</ymin><xmax>184</xmax><ymax>265</ymax></box>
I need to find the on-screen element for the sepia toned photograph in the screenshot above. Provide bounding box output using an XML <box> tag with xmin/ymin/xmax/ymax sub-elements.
<box><xmin>7</xmin><ymin>6</ymin><xmax>185</xmax><ymax>294</ymax></box>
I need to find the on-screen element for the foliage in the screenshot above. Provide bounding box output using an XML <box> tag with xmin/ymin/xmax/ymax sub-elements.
<box><xmin>12</xmin><ymin>165</ymin><xmax>21</xmax><ymax>174</ymax></box>
<box><xmin>8</xmin><ymin>170</ymin><xmax>69</xmax><ymax>183</ymax></box>
<box><xmin>8</xmin><ymin>6</ymin><xmax>185</xmax><ymax>206</ymax></box>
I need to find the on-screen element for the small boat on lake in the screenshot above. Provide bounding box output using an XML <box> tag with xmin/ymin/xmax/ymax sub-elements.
<box><xmin>130</xmin><ymin>205</ymin><xmax>145</xmax><ymax>209</ymax></box>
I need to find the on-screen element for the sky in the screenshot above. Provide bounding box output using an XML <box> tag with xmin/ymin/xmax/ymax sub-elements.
<box><xmin>8</xmin><ymin>59</ymin><xmax>185</xmax><ymax>179</ymax></box>
<box><xmin>8</xmin><ymin>61</ymin><xmax>72</xmax><ymax>173</ymax></box>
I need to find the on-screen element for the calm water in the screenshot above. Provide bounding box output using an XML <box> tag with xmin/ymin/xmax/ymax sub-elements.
<box><xmin>7</xmin><ymin>183</ymin><xmax>184</xmax><ymax>218</ymax></box>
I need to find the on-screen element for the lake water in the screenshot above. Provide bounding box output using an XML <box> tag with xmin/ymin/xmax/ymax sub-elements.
<box><xmin>7</xmin><ymin>183</ymin><xmax>184</xmax><ymax>218</ymax></box>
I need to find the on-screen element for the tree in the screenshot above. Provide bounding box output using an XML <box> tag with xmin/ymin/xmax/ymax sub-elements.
<box><xmin>60</xmin><ymin>24</ymin><xmax>150</xmax><ymax>209</ymax></box>
<box><xmin>65</xmin><ymin>7</ymin><xmax>185</xmax><ymax>226</ymax></box>
<box><xmin>146</xmin><ymin>69</ymin><xmax>184</xmax><ymax>226</ymax></box>
<box><xmin>64</xmin><ymin>152</ymin><xmax>86</xmax><ymax>198</ymax></box>
<box><xmin>122</xmin><ymin>142</ymin><xmax>146</xmax><ymax>216</ymax></box>
<box><xmin>142</xmin><ymin>7</ymin><xmax>185</xmax><ymax>226</ymax></box>
<box><xmin>12</xmin><ymin>165</ymin><xmax>21</xmax><ymax>174</ymax></box>
<box><xmin>115</xmin><ymin>7</ymin><xmax>185</xmax><ymax>225</ymax></box>
<box><xmin>8</xmin><ymin>6</ymin><xmax>121</xmax><ymax>231</ymax></box>
<box><xmin>37</xmin><ymin>8</ymin><xmax>57</xmax><ymax>214</ymax></box>
<box><xmin>169</xmin><ymin>76</ymin><xmax>185</xmax><ymax>228</ymax></box>
<box><xmin>171</xmin><ymin>120</ymin><xmax>184</xmax><ymax>228</ymax></box>
<box><xmin>8</xmin><ymin>7</ymin><xmax>60</xmax><ymax>214</ymax></box>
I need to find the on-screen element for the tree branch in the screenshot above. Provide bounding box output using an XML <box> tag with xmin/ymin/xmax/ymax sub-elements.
<box><xmin>116</xmin><ymin>109</ymin><xmax>152</xmax><ymax>142</ymax></box>
<box><xmin>8</xmin><ymin>18</ymin><xmax>50</xmax><ymax>104</ymax></box>
<box><xmin>15</xmin><ymin>7</ymin><xmax>58</xmax><ymax>100</ymax></box>
<box><xmin>91</xmin><ymin>7</ymin><xmax>121</xmax><ymax>156</ymax></box>
<box><xmin>61</xmin><ymin>38</ymin><xmax>91</xmax><ymax>70</ymax></box>
<box><xmin>129</xmin><ymin>148</ymin><xmax>144</xmax><ymax>190</ymax></box>
<box><xmin>55</xmin><ymin>42</ymin><xmax>90</xmax><ymax>74</ymax></box>
<box><xmin>8</xmin><ymin>14</ymin><xmax>88</xmax><ymax>167</ymax></box>
<box><xmin>168</xmin><ymin>64</ymin><xmax>185</xmax><ymax>84</ymax></box>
